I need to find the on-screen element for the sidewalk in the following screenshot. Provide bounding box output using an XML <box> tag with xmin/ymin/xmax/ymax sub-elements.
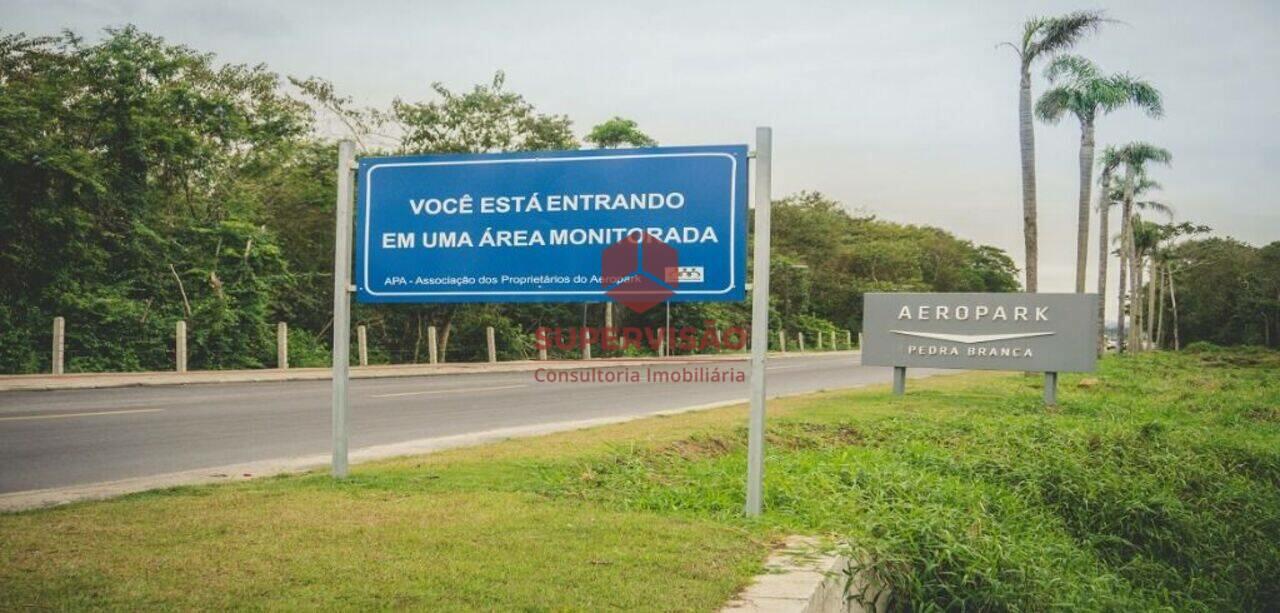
<box><xmin>0</xmin><ymin>351</ymin><xmax>859</xmax><ymax>392</ymax></box>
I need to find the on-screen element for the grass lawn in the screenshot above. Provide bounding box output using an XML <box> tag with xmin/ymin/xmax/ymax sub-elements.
<box><xmin>3</xmin><ymin>347</ymin><xmax>1279</xmax><ymax>610</ymax></box>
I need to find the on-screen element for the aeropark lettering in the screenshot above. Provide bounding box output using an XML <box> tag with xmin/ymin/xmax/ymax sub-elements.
<box><xmin>861</xmin><ymin>293</ymin><xmax>1098</xmax><ymax>373</ymax></box>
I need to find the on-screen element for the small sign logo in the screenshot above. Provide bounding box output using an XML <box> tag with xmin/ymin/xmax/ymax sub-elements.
<box><xmin>669</xmin><ymin>266</ymin><xmax>704</xmax><ymax>283</ymax></box>
<box><xmin>602</xmin><ymin>233</ymin><xmax>679</xmax><ymax>313</ymax></box>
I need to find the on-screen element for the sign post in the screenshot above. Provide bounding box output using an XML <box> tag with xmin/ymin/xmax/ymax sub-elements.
<box><xmin>331</xmin><ymin>140</ymin><xmax>356</xmax><ymax>478</ymax></box>
<box><xmin>745</xmin><ymin>127</ymin><xmax>771</xmax><ymax>517</ymax></box>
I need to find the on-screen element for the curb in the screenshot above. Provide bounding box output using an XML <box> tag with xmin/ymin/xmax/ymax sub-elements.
<box><xmin>722</xmin><ymin>537</ymin><xmax>887</xmax><ymax>613</ymax></box>
<box><xmin>1</xmin><ymin>381</ymin><xmax>885</xmax><ymax>512</ymax></box>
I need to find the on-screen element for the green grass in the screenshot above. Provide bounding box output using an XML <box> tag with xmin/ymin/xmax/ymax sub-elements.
<box><xmin>3</xmin><ymin>348</ymin><xmax>1278</xmax><ymax>610</ymax></box>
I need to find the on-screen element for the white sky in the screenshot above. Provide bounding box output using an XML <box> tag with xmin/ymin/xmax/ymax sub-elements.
<box><xmin>4</xmin><ymin>0</ymin><xmax>1277</xmax><ymax>320</ymax></box>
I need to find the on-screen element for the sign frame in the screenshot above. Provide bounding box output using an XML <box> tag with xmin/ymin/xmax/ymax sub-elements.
<box><xmin>353</xmin><ymin>145</ymin><xmax>748</xmax><ymax>304</ymax></box>
<box><xmin>860</xmin><ymin>292</ymin><xmax>1100</xmax><ymax>403</ymax></box>
<box><xmin>330</xmin><ymin>134</ymin><xmax>776</xmax><ymax>518</ymax></box>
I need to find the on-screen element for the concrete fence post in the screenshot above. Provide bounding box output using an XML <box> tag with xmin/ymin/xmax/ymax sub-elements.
<box><xmin>798</xmin><ymin>332</ymin><xmax>806</xmax><ymax>353</ymax></box>
<box><xmin>846</xmin><ymin>330</ymin><xmax>852</xmax><ymax>349</ymax></box>
<box><xmin>858</xmin><ymin>332</ymin><xmax>864</xmax><ymax>349</ymax></box>
<box><xmin>357</xmin><ymin>325</ymin><xmax>368</xmax><ymax>367</ymax></box>
<box><xmin>658</xmin><ymin>328</ymin><xmax>666</xmax><ymax>357</ymax></box>
<box><xmin>538</xmin><ymin>341</ymin><xmax>548</xmax><ymax>361</ymax></box>
<box><xmin>817</xmin><ymin>331</ymin><xmax>824</xmax><ymax>350</ymax></box>
<box><xmin>51</xmin><ymin>316</ymin><xmax>65</xmax><ymax>375</ymax></box>
<box><xmin>277</xmin><ymin>322</ymin><xmax>289</xmax><ymax>370</ymax></box>
<box><xmin>486</xmin><ymin>326</ymin><xmax>497</xmax><ymax>363</ymax></box>
<box><xmin>175</xmin><ymin>320</ymin><xmax>187</xmax><ymax>373</ymax></box>
<box><xmin>427</xmin><ymin>326</ymin><xmax>439</xmax><ymax>364</ymax></box>
<box><xmin>778</xmin><ymin>329</ymin><xmax>786</xmax><ymax>353</ymax></box>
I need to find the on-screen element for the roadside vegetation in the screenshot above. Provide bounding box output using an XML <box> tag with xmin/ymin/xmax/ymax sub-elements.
<box><xmin>3</xmin><ymin>348</ymin><xmax>1277</xmax><ymax>610</ymax></box>
<box><xmin>0</xmin><ymin>28</ymin><xmax>1018</xmax><ymax>374</ymax></box>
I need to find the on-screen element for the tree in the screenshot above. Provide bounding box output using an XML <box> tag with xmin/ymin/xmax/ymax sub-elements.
<box><xmin>1110</xmin><ymin>142</ymin><xmax>1172</xmax><ymax>352</ymax></box>
<box><xmin>585</xmin><ymin>116</ymin><xmax>657</xmax><ymax>148</ymax></box>
<box><xmin>0</xmin><ymin>28</ymin><xmax>313</xmax><ymax>373</ymax></box>
<box><xmin>1036</xmin><ymin>55</ymin><xmax>1163</xmax><ymax>293</ymax></box>
<box><xmin>389</xmin><ymin>71</ymin><xmax>577</xmax><ymax>155</ymax></box>
<box><xmin>381</xmin><ymin>71</ymin><xmax>579</xmax><ymax>358</ymax></box>
<box><xmin>1094</xmin><ymin>147</ymin><xmax>1123</xmax><ymax>354</ymax></box>
<box><xmin>1004</xmin><ymin>10</ymin><xmax>1107</xmax><ymax>292</ymax></box>
<box><xmin>1148</xmin><ymin>221</ymin><xmax>1210</xmax><ymax>348</ymax></box>
<box><xmin>1165</xmin><ymin>238</ymin><xmax>1261</xmax><ymax>347</ymax></box>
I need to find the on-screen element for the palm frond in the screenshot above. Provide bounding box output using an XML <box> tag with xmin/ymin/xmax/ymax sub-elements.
<box><xmin>1097</xmin><ymin>145</ymin><xmax>1123</xmax><ymax>177</ymax></box>
<box><xmin>1116</xmin><ymin>141</ymin><xmax>1173</xmax><ymax>171</ymax></box>
<box><xmin>1044</xmin><ymin>54</ymin><xmax>1099</xmax><ymax>83</ymax></box>
<box><xmin>1027</xmin><ymin>11</ymin><xmax>1109</xmax><ymax>59</ymax></box>
<box><xmin>1135</xmin><ymin>200</ymin><xmax>1174</xmax><ymax>218</ymax></box>
<box><xmin>1103</xmin><ymin>74</ymin><xmax>1164</xmax><ymax>118</ymax></box>
<box><xmin>1034</xmin><ymin>87</ymin><xmax>1074</xmax><ymax>123</ymax></box>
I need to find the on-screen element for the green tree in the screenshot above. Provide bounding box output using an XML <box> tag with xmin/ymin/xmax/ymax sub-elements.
<box><xmin>372</xmin><ymin>71</ymin><xmax>579</xmax><ymax>360</ymax></box>
<box><xmin>1004</xmin><ymin>10</ymin><xmax>1107</xmax><ymax>292</ymax></box>
<box><xmin>389</xmin><ymin>71</ymin><xmax>576</xmax><ymax>155</ymax></box>
<box><xmin>585</xmin><ymin>116</ymin><xmax>657</xmax><ymax>148</ymax></box>
<box><xmin>0</xmin><ymin>27</ymin><xmax>312</xmax><ymax>372</ymax></box>
<box><xmin>1036</xmin><ymin>55</ymin><xmax>1162</xmax><ymax>293</ymax></box>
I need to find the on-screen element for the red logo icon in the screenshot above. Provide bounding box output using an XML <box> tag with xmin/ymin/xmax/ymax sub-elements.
<box><xmin>601</xmin><ymin>233</ymin><xmax>679</xmax><ymax>313</ymax></box>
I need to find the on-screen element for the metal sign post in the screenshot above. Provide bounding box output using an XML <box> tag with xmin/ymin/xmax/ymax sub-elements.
<box><xmin>331</xmin><ymin>140</ymin><xmax>356</xmax><ymax>478</ymax></box>
<box><xmin>745</xmin><ymin>127</ymin><xmax>772</xmax><ymax>517</ymax></box>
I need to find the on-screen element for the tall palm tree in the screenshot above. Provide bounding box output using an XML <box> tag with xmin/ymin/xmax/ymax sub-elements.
<box><xmin>1111</xmin><ymin>142</ymin><xmax>1172</xmax><ymax>352</ymax></box>
<box><xmin>1005</xmin><ymin>10</ymin><xmax>1107</xmax><ymax>292</ymax></box>
<box><xmin>1101</xmin><ymin>163</ymin><xmax>1167</xmax><ymax>353</ymax></box>
<box><xmin>1036</xmin><ymin>56</ymin><xmax>1163</xmax><ymax>293</ymax></box>
<box><xmin>1094</xmin><ymin>147</ymin><xmax>1122</xmax><ymax>354</ymax></box>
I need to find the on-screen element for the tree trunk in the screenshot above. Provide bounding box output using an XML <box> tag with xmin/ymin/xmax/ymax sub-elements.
<box><xmin>1130</xmin><ymin>246</ymin><xmax>1141</xmax><ymax>352</ymax></box>
<box><xmin>1019</xmin><ymin>63</ymin><xmax>1039</xmax><ymax>292</ymax></box>
<box><xmin>1119</xmin><ymin>165</ymin><xmax>1136</xmax><ymax>353</ymax></box>
<box><xmin>1095</xmin><ymin>169</ymin><xmax>1112</xmax><ymax>356</ymax></box>
<box><xmin>1075</xmin><ymin>118</ymin><xmax>1095</xmax><ymax>293</ymax></box>
<box><xmin>1169</xmin><ymin>266</ymin><xmax>1180</xmax><ymax>350</ymax></box>
<box><xmin>1116</xmin><ymin>212</ymin><xmax>1131</xmax><ymax>351</ymax></box>
<box><xmin>1155</xmin><ymin>263</ymin><xmax>1165</xmax><ymax>348</ymax></box>
<box><xmin>1146</xmin><ymin>256</ymin><xmax>1157</xmax><ymax>349</ymax></box>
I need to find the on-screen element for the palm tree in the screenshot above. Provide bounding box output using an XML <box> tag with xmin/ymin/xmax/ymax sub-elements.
<box><xmin>1004</xmin><ymin>10</ymin><xmax>1107</xmax><ymax>292</ymax></box>
<box><xmin>1110</xmin><ymin>142</ymin><xmax>1173</xmax><ymax>352</ymax></box>
<box><xmin>1036</xmin><ymin>56</ymin><xmax>1163</xmax><ymax>293</ymax></box>
<box><xmin>1101</xmin><ymin>163</ymin><xmax>1167</xmax><ymax>353</ymax></box>
<box><xmin>1094</xmin><ymin>147</ymin><xmax>1122</xmax><ymax>354</ymax></box>
<box><xmin>1131</xmin><ymin>218</ymin><xmax>1163</xmax><ymax>350</ymax></box>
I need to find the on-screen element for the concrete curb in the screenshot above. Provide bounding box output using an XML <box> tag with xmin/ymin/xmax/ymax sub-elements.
<box><xmin>0</xmin><ymin>351</ymin><xmax>860</xmax><ymax>392</ymax></box>
<box><xmin>722</xmin><ymin>537</ymin><xmax>887</xmax><ymax>613</ymax></box>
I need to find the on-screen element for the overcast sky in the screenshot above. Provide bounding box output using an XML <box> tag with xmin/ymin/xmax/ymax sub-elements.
<box><xmin>5</xmin><ymin>0</ymin><xmax>1277</xmax><ymax>318</ymax></box>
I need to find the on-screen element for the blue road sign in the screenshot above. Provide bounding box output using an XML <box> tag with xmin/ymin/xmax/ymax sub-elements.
<box><xmin>354</xmin><ymin>145</ymin><xmax>748</xmax><ymax>303</ymax></box>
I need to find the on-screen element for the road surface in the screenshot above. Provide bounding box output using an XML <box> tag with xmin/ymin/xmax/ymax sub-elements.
<box><xmin>0</xmin><ymin>353</ymin><xmax>935</xmax><ymax>494</ymax></box>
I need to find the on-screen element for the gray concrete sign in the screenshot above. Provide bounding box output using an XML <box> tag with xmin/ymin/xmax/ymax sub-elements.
<box><xmin>861</xmin><ymin>293</ymin><xmax>1098</xmax><ymax>373</ymax></box>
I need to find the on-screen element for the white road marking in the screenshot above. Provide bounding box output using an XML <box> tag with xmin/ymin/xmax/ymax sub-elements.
<box><xmin>0</xmin><ymin>408</ymin><xmax>165</xmax><ymax>422</ymax></box>
<box><xmin>370</xmin><ymin>384</ymin><xmax>527</xmax><ymax>399</ymax></box>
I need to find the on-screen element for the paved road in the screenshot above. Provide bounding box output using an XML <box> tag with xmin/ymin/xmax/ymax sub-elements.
<box><xmin>0</xmin><ymin>354</ymin><xmax>933</xmax><ymax>494</ymax></box>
